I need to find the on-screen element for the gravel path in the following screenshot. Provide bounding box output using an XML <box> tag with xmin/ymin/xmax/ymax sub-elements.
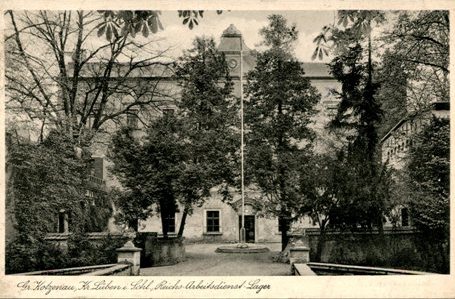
<box><xmin>140</xmin><ymin>243</ymin><xmax>291</xmax><ymax>276</ymax></box>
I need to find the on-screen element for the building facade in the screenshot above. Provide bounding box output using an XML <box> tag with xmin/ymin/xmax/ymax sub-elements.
<box><xmin>134</xmin><ymin>24</ymin><xmax>341</xmax><ymax>242</ymax></box>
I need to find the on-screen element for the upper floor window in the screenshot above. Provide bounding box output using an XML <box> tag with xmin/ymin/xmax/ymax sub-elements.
<box><xmin>127</xmin><ymin>113</ymin><xmax>139</xmax><ymax>129</ymax></box>
<box><xmin>162</xmin><ymin>108</ymin><xmax>175</xmax><ymax>116</ymax></box>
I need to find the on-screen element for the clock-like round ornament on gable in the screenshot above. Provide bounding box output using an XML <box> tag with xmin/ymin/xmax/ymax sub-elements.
<box><xmin>228</xmin><ymin>59</ymin><xmax>238</xmax><ymax>69</ymax></box>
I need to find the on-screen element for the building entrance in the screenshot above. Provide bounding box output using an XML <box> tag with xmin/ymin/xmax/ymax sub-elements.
<box><xmin>239</xmin><ymin>215</ymin><xmax>255</xmax><ymax>243</ymax></box>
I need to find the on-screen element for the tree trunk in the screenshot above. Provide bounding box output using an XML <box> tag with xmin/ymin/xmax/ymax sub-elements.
<box><xmin>177</xmin><ymin>207</ymin><xmax>189</xmax><ymax>238</ymax></box>
<box><xmin>316</xmin><ymin>226</ymin><xmax>326</xmax><ymax>262</ymax></box>
<box><xmin>280</xmin><ymin>216</ymin><xmax>290</xmax><ymax>251</ymax></box>
<box><xmin>161</xmin><ymin>211</ymin><xmax>169</xmax><ymax>239</ymax></box>
<box><xmin>129</xmin><ymin>218</ymin><xmax>139</xmax><ymax>232</ymax></box>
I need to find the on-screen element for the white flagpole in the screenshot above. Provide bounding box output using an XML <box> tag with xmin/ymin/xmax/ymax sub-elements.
<box><xmin>240</xmin><ymin>34</ymin><xmax>246</xmax><ymax>246</ymax></box>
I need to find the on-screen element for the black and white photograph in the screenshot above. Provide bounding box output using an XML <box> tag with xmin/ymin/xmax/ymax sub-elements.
<box><xmin>1</xmin><ymin>1</ymin><xmax>453</xmax><ymax>298</ymax></box>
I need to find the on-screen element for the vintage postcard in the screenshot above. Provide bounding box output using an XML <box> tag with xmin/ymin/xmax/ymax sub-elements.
<box><xmin>1</xmin><ymin>0</ymin><xmax>454</xmax><ymax>298</ymax></box>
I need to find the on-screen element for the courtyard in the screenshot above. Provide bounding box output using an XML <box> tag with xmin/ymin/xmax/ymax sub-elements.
<box><xmin>140</xmin><ymin>243</ymin><xmax>291</xmax><ymax>276</ymax></box>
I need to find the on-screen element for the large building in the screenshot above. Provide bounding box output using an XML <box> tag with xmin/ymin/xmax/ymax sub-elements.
<box><xmin>131</xmin><ymin>24</ymin><xmax>341</xmax><ymax>242</ymax></box>
<box><xmin>6</xmin><ymin>24</ymin><xmax>342</xmax><ymax>243</ymax></box>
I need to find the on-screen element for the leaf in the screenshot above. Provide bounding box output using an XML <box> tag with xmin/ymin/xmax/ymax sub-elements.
<box><xmin>311</xmin><ymin>48</ymin><xmax>318</xmax><ymax>61</ymax></box>
<box><xmin>134</xmin><ymin>21</ymin><xmax>142</xmax><ymax>33</ymax></box>
<box><xmin>106</xmin><ymin>24</ymin><xmax>112</xmax><ymax>41</ymax></box>
<box><xmin>121</xmin><ymin>24</ymin><xmax>129</xmax><ymax>36</ymax></box>
<box><xmin>318</xmin><ymin>49</ymin><xmax>323</xmax><ymax>60</ymax></box>
<box><xmin>183</xmin><ymin>17</ymin><xmax>189</xmax><ymax>25</ymax></box>
<box><xmin>189</xmin><ymin>20</ymin><xmax>194</xmax><ymax>30</ymax></box>
<box><xmin>150</xmin><ymin>17</ymin><xmax>158</xmax><ymax>34</ymax></box>
<box><xmin>142</xmin><ymin>23</ymin><xmax>149</xmax><ymax>37</ymax></box>
<box><xmin>112</xmin><ymin>25</ymin><xmax>119</xmax><ymax>38</ymax></box>
<box><xmin>97</xmin><ymin>24</ymin><xmax>106</xmax><ymax>37</ymax></box>
<box><xmin>313</xmin><ymin>34</ymin><xmax>323</xmax><ymax>43</ymax></box>
<box><xmin>157</xmin><ymin>18</ymin><xmax>164</xmax><ymax>30</ymax></box>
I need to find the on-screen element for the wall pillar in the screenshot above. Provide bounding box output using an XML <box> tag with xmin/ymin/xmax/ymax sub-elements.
<box><xmin>116</xmin><ymin>240</ymin><xmax>142</xmax><ymax>276</ymax></box>
<box><xmin>289</xmin><ymin>237</ymin><xmax>310</xmax><ymax>262</ymax></box>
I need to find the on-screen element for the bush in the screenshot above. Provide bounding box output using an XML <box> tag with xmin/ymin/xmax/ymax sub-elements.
<box><xmin>6</xmin><ymin>234</ymin><xmax>127</xmax><ymax>274</ymax></box>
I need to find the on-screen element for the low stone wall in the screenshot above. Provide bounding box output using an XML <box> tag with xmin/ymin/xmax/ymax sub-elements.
<box><xmin>44</xmin><ymin>232</ymin><xmax>127</xmax><ymax>252</ymax></box>
<box><xmin>292</xmin><ymin>227</ymin><xmax>449</xmax><ymax>273</ymax></box>
<box><xmin>81</xmin><ymin>264</ymin><xmax>132</xmax><ymax>276</ymax></box>
<box><xmin>11</xmin><ymin>240</ymin><xmax>141</xmax><ymax>276</ymax></box>
<box><xmin>136</xmin><ymin>233</ymin><xmax>185</xmax><ymax>267</ymax></box>
<box><xmin>11</xmin><ymin>264</ymin><xmax>123</xmax><ymax>276</ymax></box>
<box><xmin>306</xmin><ymin>262</ymin><xmax>433</xmax><ymax>275</ymax></box>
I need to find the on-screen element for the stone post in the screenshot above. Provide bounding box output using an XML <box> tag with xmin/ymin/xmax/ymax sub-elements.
<box><xmin>289</xmin><ymin>238</ymin><xmax>310</xmax><ymax>264</ymax></box>
<box><xmin>116</xmin><ymin>240</ymin><xmax>142</xmax><ymax>276</ymax></box>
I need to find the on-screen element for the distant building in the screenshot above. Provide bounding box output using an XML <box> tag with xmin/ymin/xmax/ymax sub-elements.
<box><xmin>380</xmin><ymin>101</ymin><xmax>449</xmax><ymax>227</ymax></box>
<box><xmin>380</xmin><ymin>102</ymin><xmax>449</xmax><ymax>170</ymax></box>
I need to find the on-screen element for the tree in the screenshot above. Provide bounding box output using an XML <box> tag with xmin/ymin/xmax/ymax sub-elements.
<box><xmin>6</xmin><ymin>130</ymin><xmax>112</xmax><ymax>256</ymax></box>
<box><xmin>298</xmin><ymin>152</ymin><xmax>342</xmax><ymax>261</ymax></box>
<box><xmin>406</xmin><ymin>117</ymin><xmax>449</xmax><ymax>240</ymax></box>
<box><xmin>95</xmin><ymin>10</ymin><xmax>224</xmax><ymax>40</ymax></box>
<box><xmin>173</xmin><ymin>37</ymin><xmax>239</xmax><ymax>237</ymax></box>
<box><xmin>5</xmin><ymin>10</ymin><xmax>174</xmax><ymax>144</ymax></box>
<box><xmin>384</xmin><ymin>11</ymin><xmax>449</xmax><ymax>112</ymax></box>
<box><xmin>109</xmin><ymin>115</ymin><xmax>184</xmax><ymax>237</ymax></box>
<box><xmin>245</xmin><ymin>15</ymin><xmax>320</xmax><ymax>251</ymax></box>
<box><xmin>313</xmin><ymin>11</ymin><xmax>392</xmax><ymax>231</ymax></box>
<box><xmin>108</xmin><ymin>37</ymin><xmax>238</xmax><ymax>238</ymax></box>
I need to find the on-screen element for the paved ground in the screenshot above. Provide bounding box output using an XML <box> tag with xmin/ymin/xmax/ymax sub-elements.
<box><xmin>140</xmin><ymin>243</ymin><xmax>291</xmax><ymax>276</ymax></box>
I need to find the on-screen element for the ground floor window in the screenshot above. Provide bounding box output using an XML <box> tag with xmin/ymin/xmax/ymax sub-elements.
<box><xmin>401</xmin><ymin>207</ymin><xmax>409</xmax><ymax>227</ymax></box>
<box><xmin>58</xmin><ymin>210</ymin><xmax>69</xmax><ymax>233</ymax></box>
<box><xmin>206</xmin><ymin>210</ymin><xmax>220</xmax><ymax>232</ymax></box>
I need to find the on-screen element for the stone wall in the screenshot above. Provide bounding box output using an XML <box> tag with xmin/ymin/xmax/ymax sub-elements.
<box><xmin>298</xmin><ymin>227</ymin><xmax>449</xmax><ymax>274</ymax></box>
<box><xmin>136</xmin><ymin>233</ymin><xmax>185</xmax><ymax>267</ymax></box>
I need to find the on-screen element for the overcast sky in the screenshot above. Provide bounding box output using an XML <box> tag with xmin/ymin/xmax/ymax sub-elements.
<box><xmin>153</xmin><ymin>11</ymin><xmax>336</xmax><ymax>62</ymax></box>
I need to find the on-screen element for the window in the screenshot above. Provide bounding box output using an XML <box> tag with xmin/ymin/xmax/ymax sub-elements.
<box><xmin>165</xmin><ymin>214</ymin><xmax>175</xmax><ymax>233</ymax></box>
<box><xmin>58</xmin><ymin>210</ymin><xmax>68</xmax><ymax>233</ymax></box>
<box><xmin>206</xmin><ymin>211</ymin><xmax>220</xmax><ymax>232</ymax></box>
<box><xmin>401</xmin><ymin>208</ymin><xmax>409</xmax><ymax>227</ymax></box>
<box><xmin>127</xmin><ymin>113</ymin><xmax>138</xmax><ymax>129</ymax></box>
<box><xmin>162</xmin><ymin>108</ymin><xmax>175</xmax><ymax>116</ymax></box>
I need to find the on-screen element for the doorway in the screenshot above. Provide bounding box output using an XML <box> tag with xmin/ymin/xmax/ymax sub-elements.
<box><xmin>239</xmin><ymin>215</ymin><xmax>255</xmax><ymax>243</ymax></box>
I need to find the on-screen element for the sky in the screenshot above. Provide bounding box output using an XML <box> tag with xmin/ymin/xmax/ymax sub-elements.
<box><xmin>153</xmin><ymin>11</ymin><xmax>336</xmax><ymax>62</ymax></box>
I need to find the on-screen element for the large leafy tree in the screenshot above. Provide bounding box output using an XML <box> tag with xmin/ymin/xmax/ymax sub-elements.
<box><xmin>298</xmin><ymin>151</ymin><xmax>344</xmax><ymax>260</ymax></box>
<box><xmin>6</xmin><ymin>10</ymin><xmax>174</xmax><ymax>144</ymax></box>
<box><xmin>314</xmin><ymin>11</ymin><xmax>392</xmax><ymax>231</ymax></box>
<box><xmin>109</xmin><ymin>115</ymin><xmax>184</xmax><ymax>237</ymax></box>
<box><xmin>377</xmin><ymin>11</ymin><xmax>449</xmax><ymax>136</ymax></box>
<box><xmin>109</xmin><ymin>37</ymin><xmax>238</xmax><ymax>237</ymax></box>
<box><xmin>245</xmin><ymin>15</ymin><xmax>320</xmax><ymax>250</ymax></box>
<box><xmin>174</xmin><ymin>37</ymin><xmax>239</xmax><ymax>236</ymax></box>
<box><xmin>384</xmin><ymin>11</ymin><xmax>449</xmax><ymax>112</ymax></box>
<box><xmin>400</xmin><ymin>117</ymin><xmax>450</xmax><ymax>273</ymax></box>
<box><xmin>406</xmin><ymin>117</ymin><xmax>449</xmax><ymax>240</ymax></box>
<box><xmin>6</xmin><ymin>130</ymin><xmax>112</xmax><ymax>241</ymax></box>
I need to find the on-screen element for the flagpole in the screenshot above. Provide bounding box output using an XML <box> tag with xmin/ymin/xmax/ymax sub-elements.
<box><xmin>239</xmin><ymin>33</ymin><xmax>246</xmax><ymax>246</ymax></box>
